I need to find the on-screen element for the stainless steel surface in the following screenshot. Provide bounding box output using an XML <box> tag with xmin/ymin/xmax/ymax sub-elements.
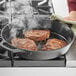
<box><xmin>0</xmin><ymin>59</ymin><xmax>11</xmax><ymax>67</ymax></box>
<box><xmin>13</xmin><ymin>56</ymin><xmax>65</xmax><ymax>67</ymax></box>
<box><xmin>66</xmin><ymin>37</ymin><xmax>76</xmax><ymax>67</ymax></box>
<box><xmin>38</xmin><ymin>0</ymin><xmax>47</xmax><ymax>6</ymax></box>
<box><xmin>0</xmin><ymin>51</ymin><xmax>11</xmax><ymax>67</ymax></box>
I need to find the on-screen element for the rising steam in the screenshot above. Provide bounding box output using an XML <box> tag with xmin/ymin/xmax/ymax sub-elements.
<box><xmin>8</xmin><ymin>0</ymin><xmax>51</xmax><ymax>39</ymax></box>
<box><xmin>9</xmin><ymin>0</ymin><xmax>40</xmax><ymax>38</ymax></box>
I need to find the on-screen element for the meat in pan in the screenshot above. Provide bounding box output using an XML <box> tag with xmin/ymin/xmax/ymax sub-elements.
<box><xmin>24</xmin><ymin>30</ymin><xmax>50</xmax><ymax>41</ymax></box>
<box><xmin>11</xmin><ymin>38</ymin><xmax>38</xmax><ymax>51</ymax></box>
<box><xmin>42</xmin><ymin>38</ymin><xmax>67</xmax><ymax>51</ymax></box>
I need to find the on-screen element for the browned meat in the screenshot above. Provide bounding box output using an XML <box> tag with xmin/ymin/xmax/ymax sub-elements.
<box><xmin>24</xmin><ymin>30</ymin><xmax>50</xmax><ymax>41</ymax></box>
<box><xmin>42</xmin><ymin>38</ymin><xmax>67</xmax><ymax>51</ymax></box>
<box><xmin>11</xmin><ymin>38</ymin><xmax>38</xmax><ymax>51</ymax></box>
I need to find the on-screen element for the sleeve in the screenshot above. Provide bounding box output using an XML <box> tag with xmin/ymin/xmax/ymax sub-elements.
<box><xmin>67</xmin><ymin>0</ymin><xmax>76</xmax><ymax>12</ymax></box>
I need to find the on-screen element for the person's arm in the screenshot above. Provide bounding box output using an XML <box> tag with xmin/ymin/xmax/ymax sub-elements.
<box><xmin>68</xmin><ymin>0</ymin><xmax>76</xmax><ymax>12</ymax></box>
<box><xmin>64</xmin><ymin>0</ymin><xmax>76</xmax><ymax>21</ymax></box>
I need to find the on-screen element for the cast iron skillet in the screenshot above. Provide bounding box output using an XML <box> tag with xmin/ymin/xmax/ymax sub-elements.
<box><xmin>0</xmin><ymin>20</ymin><xmax>75</xmax><ymax>60</ymax></box>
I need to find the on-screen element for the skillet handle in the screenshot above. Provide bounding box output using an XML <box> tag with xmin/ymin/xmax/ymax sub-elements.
<box><xmin>0</xmin><ymin>39</ymin><xmax>22</xmax><ymax>53</ymax></box>
<box><xmin>65</xmin><ymin>23</ymin><xmax>73</xmax><ymax>28</ymax></box>
<box><xmin>50</xmin><ymin>14</ymin><xmax>75</xmax><ymax>28</ymax></box>
<box><xmin>0</xmin><ymin>39</ymin><xmax>33</xmax><ymax>58</ymax></box>
<box><xmin>0</xmin><ymin>29</ymin><xmax>9</xmax><ymax>59</ymax></box>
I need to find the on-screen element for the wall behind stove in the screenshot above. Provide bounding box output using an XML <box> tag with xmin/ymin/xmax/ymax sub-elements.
<box><xmin>52</xmin><ymin>0</ymin><xmax>69</xmax><ymax>17</ymax></box>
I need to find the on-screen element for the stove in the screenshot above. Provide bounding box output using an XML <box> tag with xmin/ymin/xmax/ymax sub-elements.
<box><xmin>0</xmin><ymin>0</ymin><xmax>67</xmax><ymax>67</ymax></box>
<box><xmin>0</xmin><ymin>0</ymin><xmax>76</xmax><ymax>67</ymax></box>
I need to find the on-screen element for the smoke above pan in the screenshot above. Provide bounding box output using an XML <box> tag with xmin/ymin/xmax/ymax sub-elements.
<box><xmin>6</xmin><ymin>0</ymin><xmax>51</xmax><ymax>38</ymax></box>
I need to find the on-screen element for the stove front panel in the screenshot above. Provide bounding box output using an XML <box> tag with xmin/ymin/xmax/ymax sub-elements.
<box><xmin>13</xmin><ymin>56</ymin><xmax>66</xmax><ymax>67</ymax></box>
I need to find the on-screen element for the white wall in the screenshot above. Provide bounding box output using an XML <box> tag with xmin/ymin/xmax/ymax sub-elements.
<box><xmin>52</xmin><ymin>0</ymin><xmax>69</xmax><ymax>17</ymax></box>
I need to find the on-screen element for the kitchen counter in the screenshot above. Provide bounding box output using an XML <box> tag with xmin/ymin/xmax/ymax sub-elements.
<box><xmin>66</xmin><ymin>37</ymin><xmax>76</xmax><ymax>67</ymax></box>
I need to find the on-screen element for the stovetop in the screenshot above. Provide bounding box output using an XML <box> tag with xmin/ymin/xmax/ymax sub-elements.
<box><xmin>0</xmin><ymin>0</ymin><xmax>76</xmax><ymax>67</ymax></box>
<box><xmin>0</xmin><ymin>0</ymin><xmax>66</xmax><ymax>67</ymax></box>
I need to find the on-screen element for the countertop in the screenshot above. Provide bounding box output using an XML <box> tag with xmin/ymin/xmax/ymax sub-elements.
<box><xmin>66</xmin><ymin>37</ymin><xmax>76</xmax><ymax>67</ymax></box>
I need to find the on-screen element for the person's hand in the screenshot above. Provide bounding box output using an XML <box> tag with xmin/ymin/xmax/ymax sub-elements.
<box><xmin>64</xmin><ymin>11</ymin><xmax>76</xmax><ymax>21</ymax></box>
<box><xmin>64</xmin><ymin>16</ymin><xmax>76</xmax><ymax>21</ymax></box>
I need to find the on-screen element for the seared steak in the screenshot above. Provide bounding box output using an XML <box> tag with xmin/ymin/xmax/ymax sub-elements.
<box><xmin>24</xmin><ymin>30</ymin><xmax>50</xmax><ymax>41</ymax></box>
<box><xmin>11</xmin><ymin>38</ymin><xmax>38</xmax><ymax>51</ymax></box>
<box><xmin>42</xmin><ymin>38</ymin><xmax>67</xmax><ymax>51</ymax></box>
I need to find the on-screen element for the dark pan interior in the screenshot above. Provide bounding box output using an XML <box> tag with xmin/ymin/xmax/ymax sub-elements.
<box><xmin>1</xmin><ymin>20</ymin><xmax>74</xmax><ymax>51</ymax></box>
